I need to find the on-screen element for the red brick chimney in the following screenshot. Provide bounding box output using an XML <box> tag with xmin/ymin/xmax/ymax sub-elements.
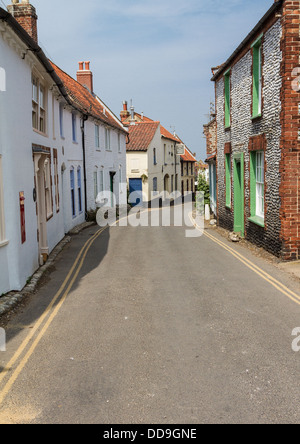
<box><xmin>76</xmin><ymin>61</ymin><xmax>93</xmax><ymax>94</ymax></box>
<box><xmin>7</xmin><ymin>0</ymin><xmax>38</xmax><ymax>44</ymax></box>
<box><xmin>120</xmin><ymin>101</ymin><xmax>130</xmax><ymax>122</ymax></box>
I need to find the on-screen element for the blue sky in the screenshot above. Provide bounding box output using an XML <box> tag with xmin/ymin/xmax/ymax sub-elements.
<box><xmin>5</xmin><ymin>0</ymin><xmax>273</xmax><ymax>159</ymax></box>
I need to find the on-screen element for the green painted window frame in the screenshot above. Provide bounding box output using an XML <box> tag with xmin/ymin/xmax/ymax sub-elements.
<box><xmin>224</xmin><ymin>69</ymin><xmax>231</xmax><ymax>129</ymax></box>
<box><xmin>233</xmin><ymin>153</ymin><xmax>245</xmax><ymax>238</ymax></box>
<box><xmin>252</xmin><ymin>34</ymin><xmax>263</xmax><ymax>119</ymax></box>
<box><xmin>225</xmin><ymin>153</ymin><xmax>231</xmax><ymax>208</ymax></box>
<box><xmin>249</xmin><ymin>150</ymin><xmax>265</xmax><ymax>227</ymax></box>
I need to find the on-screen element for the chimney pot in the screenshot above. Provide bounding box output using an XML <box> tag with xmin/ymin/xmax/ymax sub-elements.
<box><xmin>77</xmin><ymin>61</ymin><xmax>93</xmax><ymax>93</ymax></box>
<box><xmin>120</xmin><ymin>101</ymin><xmax>130</xmax><ymax>122</ymax></box>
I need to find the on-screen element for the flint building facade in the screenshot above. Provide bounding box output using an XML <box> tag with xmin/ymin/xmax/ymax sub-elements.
<box><xmin>210</xmin><ymin>0</ymin><xmax>300</xmax><ymax>260</ymax></box>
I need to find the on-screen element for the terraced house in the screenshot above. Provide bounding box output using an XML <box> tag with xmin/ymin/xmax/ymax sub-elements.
<box><xmin>120</xmin><ymin>102</ymin><xmax>182</xmax><ymax>205</ymax></box>
<box><xmin>207</xmin><ymin>0</ymin><xmax>300</xmax><ymax>260</ymax></box>
<box><xmin>0</xmin><ymin>0</ymin><xmax>126</xmax><ymax>295</ymax></box>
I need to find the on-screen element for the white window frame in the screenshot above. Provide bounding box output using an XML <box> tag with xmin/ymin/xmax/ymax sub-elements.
<box><xmin>53</xmin><ymin>150</ymin><xmax>59</xmax><ymax>213</ymax></box>
<box><xmin>32</xmin><ymin>74</ymin><xmax>47</xmax><ymax>134</ymax></box>
<box><xmin>72</xmin><ymin>112</ymin><xmax>77</xmax><ymax>143</ymax></box>
<box><xmin>44</xmin><ymin>158</ymin><xmax>53</xmax><ymax>220</ymax></box>
<box><xmin>99</xmin><ymin>170</ymin><xmax>104</xmax><ymax>193</ymax></box>
<box><xmin>59</xmin><ymin>103</ymin><xmax>64</xmax><ymax>138</ymax></box>
<box><xmin>70</xmin><ymin>167</ymin><xmax>76</xmax><ymax>218</ymax></box>
<box><xmin>255</xmin><ymin>151</ymin><xmax>264</xmax><ymax>219</ymax></box>
<box><xmin>105</xmin><ymin>128</ymin><xmax>111</xmax><ymax>151</ymax></box>
<box><xmin>0</xmin><ymin>156</ymin><xmax>7</xmax><ymax>246</ymax></box>
<box><xmin>118</xmin><ymin>133</ymin><xmax>121</xmax><ymax>153</ymax></box>
<box><xmin>95</xmin><ymin>124</ymin><xmax>100</xmax><ymax>150</ymax></box>
<box><xmin>94</xmin><ymin>170</ymin><xmax>98</xmax><ymax>200</ymax></box>
<box><xmin>153</xmin><ymin>177</ymin><xmax>158</xmax><ymax>195</ymax></box>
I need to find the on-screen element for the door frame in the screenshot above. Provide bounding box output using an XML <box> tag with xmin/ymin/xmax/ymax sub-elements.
<box><xmin>129</xmin><ymin>178</ymin><xmax>143</xmax><ymax>207</ymax></box>
<box><xmin>233</xmin><ymin>152</ymin><xmax>245</xmax><ymax>237</ymax></box>
<box><xmin>33</xmin><ymin>151</ymin><xmax>50</xmax><ymax>264</ymax></box>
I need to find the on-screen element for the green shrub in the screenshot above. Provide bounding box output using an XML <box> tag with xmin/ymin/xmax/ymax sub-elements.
<box><xmin>197</xmin><ymin>175</ymin><xmax>210</xmax><ymax>205</ymax></box>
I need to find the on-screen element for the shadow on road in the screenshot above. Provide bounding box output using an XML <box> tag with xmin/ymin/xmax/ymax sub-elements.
<box><xmin>0</xmin><ymin>225</ymin><xmax>110</xmax><ymax>356</ymax></box>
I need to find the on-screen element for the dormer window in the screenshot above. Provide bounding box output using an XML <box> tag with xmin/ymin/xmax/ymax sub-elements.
<box><xmin>32</xmin><ymin>75</ymin><xmax>47</xmax><ymax>134</ymax></box>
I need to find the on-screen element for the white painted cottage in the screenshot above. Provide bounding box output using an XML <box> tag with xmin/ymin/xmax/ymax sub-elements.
<box><xmin>0</xmin><ymin>1</ymin><xmax>127</xmax><ymax>295</ymax></box>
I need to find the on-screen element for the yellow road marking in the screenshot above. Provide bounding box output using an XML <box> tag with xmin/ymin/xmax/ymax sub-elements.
<box><xmin>2</xmin><ymin>209</ymin><xmax>300</xmax><ymax>407</ymax></box>
<box><xmin>189</xmin><ymin>213</ymin><xmax>300</xmax><ymax>306</ymax></box>
<box><xmin>0</xmin><ymin>227</ymin><xmax>106</xmax><ymax>405</ymax></box>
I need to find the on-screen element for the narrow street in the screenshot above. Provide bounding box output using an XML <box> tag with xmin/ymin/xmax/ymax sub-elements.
<box><xmin>0</xmin><ymin>214</ymin><xmax>300</xmax><ymax>424</ymax></box>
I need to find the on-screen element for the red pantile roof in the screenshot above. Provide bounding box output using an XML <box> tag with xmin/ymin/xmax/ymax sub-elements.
<box><xmin>134</xmin><ymin>113</ymin><xmax>154</xmax><ymax>123</ymax></box>
<box><xmin>126</xmin><ymin>122</ymin><xmax>160</xmax><ymax>151</ymax></box>
<box><xmin>50</xmin><ymin>61</ymin><xmax>126</xmax><ymax>133</ymax></box>
<box><xmin>127</xmin><ymin>112</ymin><xmax>180</xmax><ymax>143</ymax></box>
<box><xmin>181</xmin><ymin>147</ymin><xmax>196</xmax><ymax>162</ymax></box>
<box><xmin>160</xmin><ymin>126</ymin><xmax>180</xmax><ymax>143</ymax></box>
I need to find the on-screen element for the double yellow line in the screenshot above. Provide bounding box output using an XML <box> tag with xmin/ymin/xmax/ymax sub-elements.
<box><xmin>190</xmin><ymin>214</ymin><xmax>300</xmax><ymax>306</ymax></box>
<box><xmin>0</xmin><ymin>226</ymin><xmax>106</xmax><ymax>407</ymax></box>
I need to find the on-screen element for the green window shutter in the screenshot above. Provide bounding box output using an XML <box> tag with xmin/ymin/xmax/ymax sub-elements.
<box><xmin>224</xmin><ymin>71</ymin><xmax>231</xmax><ymax>128</ymax></box>
<box><xmin>252</xmin><ymin>36</ymin><xmax>262</xmax><ymax>118</ymax></box>
<box><xmin>225</xmin><ymin>154</ymin><xmax>231</xmax><ymax>207</ymax></box>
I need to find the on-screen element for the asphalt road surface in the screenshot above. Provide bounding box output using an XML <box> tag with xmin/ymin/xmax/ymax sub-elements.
<box><xmin>0</xmin><ymin>212</ymin><xmax>300</xmax><ymax>424</ymax></box>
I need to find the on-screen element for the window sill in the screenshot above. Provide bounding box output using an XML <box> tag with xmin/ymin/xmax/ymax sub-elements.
<box><xmin>252</xmin><ymin>114</ymin><xmax>262</xmax><ymax>121</ymax></box>
<box><xmin>0</xmin><ymin>239</ymin><xmax>9</xmax><ymax>248</ymax></box>
<box><xmin>225</xmin><ymin>204</ymin><xmax>231</xmax><ymax>210</ymax></box>
<box><xmin>248</xmin><ymin>215</ymin><xmax>265</xmax><ymax>228</ymax></box>
<box><xmin>225</xmin><ymin>126</ymin><xmax>231</xmax><ymax>132</ymax></box>
<box><xmin>33</xmin><ymin>128</ymin><xmax>48</xmax><ymax>137</ymax></box>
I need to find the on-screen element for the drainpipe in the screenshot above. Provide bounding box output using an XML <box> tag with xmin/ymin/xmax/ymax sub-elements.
<box><xmin>175</xmin><ymin>143</ymin><xmax>177</xmax><ymax>192</ymax></box>
<box><xmin>81</xmin><ymin>114</ymin><xmax>88</xmax><ymax>220</ymax></box>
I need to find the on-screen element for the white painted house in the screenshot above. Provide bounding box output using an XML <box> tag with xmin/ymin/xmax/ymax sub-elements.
<box><xmin>0</xmin><ymin>1</ymin><xmax>127</xmax><ymax>295</ymax></box>
<box><xmin>120</xmin><ymin>104</ymin><xmax>181</xmax><ymax>205</ymax></box>
<box><xmin>0</xmin><ymin>3</ymin><xmax>68</xmax><ymax>293</ymax></box>
<box><xmin>51</xmin><ymin>62</ymin><xmax>127</xmax><ymax>218</ymax></box>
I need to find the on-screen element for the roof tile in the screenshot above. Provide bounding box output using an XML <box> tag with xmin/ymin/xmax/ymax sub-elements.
<box><xmin>126</xmin><ymin>122</ymin><xmax>160</xmax><ymax>151</ymax></box>
<box><xmin>50</xmin><ymin>61</ymin><xmax>126</xmax><ymax>133</ymax></box>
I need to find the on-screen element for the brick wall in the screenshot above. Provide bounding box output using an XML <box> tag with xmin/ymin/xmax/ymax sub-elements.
<box><xmin>203</xmin><ymin>118</ymin><xmax>217</xmax><ymax>157</ymax></box>
<box><xmin>279</xmin><ymin>0</ymin><xmax>300</xmax><ymax>260</ymax></box>
<box><xmin>7</xmin><ymin>3</ymin><xmax>38</xmax><ymax>43</ymax></box>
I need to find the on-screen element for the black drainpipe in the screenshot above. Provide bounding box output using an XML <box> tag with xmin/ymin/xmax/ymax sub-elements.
<box><xmin>81</xmin><ymin>114</ymin><xmax>89</xmax><ymax>220</ymax></box>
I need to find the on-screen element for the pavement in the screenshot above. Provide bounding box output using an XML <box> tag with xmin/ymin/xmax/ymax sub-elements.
<box><xmin>278</xmin><ymin>261</ymin><xmax>300</xmax><ymax>280</ymax></box>
<box><xmin>0</xmin><ymin>210</ymin><xmax>300</xmax><ymax>424</ymax></box>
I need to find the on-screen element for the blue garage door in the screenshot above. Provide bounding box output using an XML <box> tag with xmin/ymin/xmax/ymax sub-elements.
<box><xmin>129</xmin><ymin>179</ymin><xmax>143</xmax><ymax>207</ymax></box>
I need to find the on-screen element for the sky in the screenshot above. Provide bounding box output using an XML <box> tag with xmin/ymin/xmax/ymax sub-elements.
<box><xmin>4</xmin><ymin>0</ymin><xmax>273</xmax><ymax>160</ymax></box>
